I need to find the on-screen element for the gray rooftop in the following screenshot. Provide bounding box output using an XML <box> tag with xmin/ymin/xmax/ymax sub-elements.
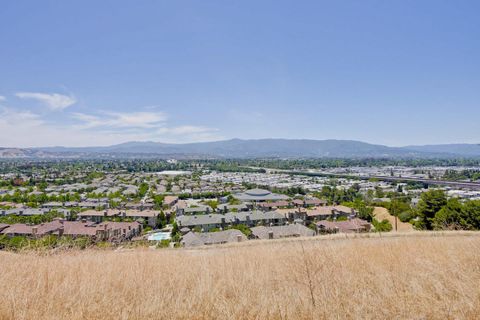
<box><xmin>177</xmin><ymin>210</ymin><xmax>286</xmax><ymax>228</ymax></box>
<box><xmin>182</xmin><ymin>205</ymin><xmax>211</xmax><ymax>214</ymax></box>
<box><xmin>225</xmin><ymin>210</ymin><xmax>285</xmax><ymax>223</ymax></box>
<box><xmin>181</xmin><ymin>229</ymin><xmax>247</xmax><ymax>247</ymax></box>
<box><xmin>233</xmin><ymin>189</ymin><xmax>289</xmax><ymax>201</ymax></box>
<box><xmin>251</xmin><ymin>224</ymin><xmax>315</xmax><ymax>239</ymax></box>
<box><xmin>177</xmin><ymin>214</ymin><xmax>226</xmax><ymax>227</ymax></box>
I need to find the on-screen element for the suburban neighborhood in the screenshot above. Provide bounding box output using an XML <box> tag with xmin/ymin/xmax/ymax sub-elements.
<box><xmin>1</xmin><ymin>158</ymin><xmax>480</xmax><ymax>250</ymax></box>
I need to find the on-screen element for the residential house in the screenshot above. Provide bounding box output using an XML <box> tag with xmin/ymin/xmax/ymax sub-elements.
<box><xmin>256</xmin><ymin>201</ymin><xmax>290</xmax><ymax>210</ymax></box>
<box><xmin>125</xmin><ymin>202</ymin><xmax>154</xmax><ymax>210</ymax></box>
<box><xmin>92</xmin><ymin>221</ymin><xmax>142</xmax><ymax>241</ymax></box>
<box><xmin>163</xmin><ymin>196</ymin><xmax>179</xmax><ymax>208</ymax></box>
<box><xmin>64</xmin><ymin>201</ymin><xmax>80</xmax><ymax>208</ymax></box>
<box><xmin>0</xmin><ymin>220</ymin><xmax>141</xmax><ymax>242</ymax></box>
<box><xmin>316</xmin><ymin>218</ymin><xmax>371</xmax><ymax>234</ymax></box>
<box><xmin>292</xmin><ymin>198</ymin><xmax>328</xmax><ymax>208</ymax></box>
<box><xmin>176</xmin><ymin>214</ymin><xmax>226</xmax><ymax>232</ymax></box>
<box><xmin>305</xmin><ymin>205</ymin><xmax>355</xmax><ymax>222</ymax></box>
<box><xmin>181</xmin><ymin>229</ymin><xmax>247</xmax><ymax>247</ymax></box>
<box><xmin>78</xmin><ymin>201</ymin><xmax>103</xmax><ymax>210</ymax></box>
<box><xmin>225</xmin><ymin>210</ymin><xmax>286</xmax><ymax>227</ymax></box>
<box><xmin>41</xmin><ymin>202</ymin><xmax>63</xmax><ymax>209</ymax></box>
<box><xmin>77</xmin><ymin>209</ymin><xmax>120</xmax><ymax>223</ymax></box>
<box><xmin>1</xmin><ymin>208</ymin><xmax>46</xmax><ymax>216</ymax></box>
<box><xmin>173</xmin><ymin>200</ymin><xmax>188</xmax><ymax>213</ymax></box>
<box><xmin>276</xmin><ymin>208</ymin><xmax>308</xmax><ymax>224</ymax></box>
<box><xmin>216</xmin><ymin>203</ymin><xmax>249</xmax><ymax>213</ymax></box>
<box><xmin>123</xmin><ymin>210</ymin><xmax>159</xmax><ymax>227</ymax></box>
<box><xmin>122</xmin><ymin>186</ymin><xmax>139</xmax><ymax>197</ymax></box>
<box><xmin>250</xmin><ymin>224</ymin><xmax>315</xmax><ymax>240</ymax></box>
<box><xmin>178</xmin><ymin>205</ymin><xmax>212</xmax><ymax>216</ymax></box>
<box><xmin>1</xmin><ymin>220</ymin><xmax>63</xmax><ymax>237</ymax></box>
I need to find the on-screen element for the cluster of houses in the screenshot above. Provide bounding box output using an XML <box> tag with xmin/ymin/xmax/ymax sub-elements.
<box><xmin>179</xmin><ymin>224</ymin><xmax>317</xmax><ymax>247</ymax></box>
<box><xmin>175</xmin><ymin>189</ymin><xmax>371</xmax><ymax>247</ymax></box>
<box><xmin>0</xmin><ymin>188</ymin><xmax>372</xmax><ymax>247</ymax></box>
<box><xmin>179</xmin><ymin>219</ymin><xmax>370</xmax><ymax>247</ymax></box>
<box><xmin>0</xmin><ymin>219</ymin><xmax>142</xmax><ymax>242</ymax></box>
<box><xmin>175</xmin><ymin>189</ymin><xmax>361</xmax><ymax>226</ymax></box>
<box><xmin>12</xmin><ymin>170</ymin><xmax>243</xmax><ymax>198</ymax></box>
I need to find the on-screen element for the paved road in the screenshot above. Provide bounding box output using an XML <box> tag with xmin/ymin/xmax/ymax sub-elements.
<box><xmin>259</xmin><ymin>168</ymin><xmax>480</xmax><ymax>190</ymax></box>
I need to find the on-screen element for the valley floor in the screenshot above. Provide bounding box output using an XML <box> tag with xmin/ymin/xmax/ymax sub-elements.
<box><xmin>1</xmin><ymin>232</ymin><xmax>480</xmax><ymax>319</ymax></box>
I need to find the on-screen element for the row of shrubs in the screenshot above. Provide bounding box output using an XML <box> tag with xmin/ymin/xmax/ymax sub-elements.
<box><xmin>0</xmin><ymin>235</ymin><xmax>152</xmax><ymax>252</ymax></box>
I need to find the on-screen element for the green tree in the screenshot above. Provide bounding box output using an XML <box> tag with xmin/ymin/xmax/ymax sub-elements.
<box><xmin>156</xmin><ymin>211</ymin><xmax>167</xmax><ymax>229</ymax></box>
<box><xmin>375</xmin><ymin>186</ymin><xmax>385</xmax><ymax>198</ymax></box>
<box><xmin>153</xmin><ymin>194</ymin><xmax>165</xmax><ymax>209</ymax></box>
<box><xmin>204</xmin><ymin>200</ymin><xmax>218</xmax><ymax>210</ymax></box>
<box><xmin>138</xmin><ymin>182</ymin><xmax>149</xmax><ymax>198</ymax></box>
<box><xmin>348</xmin><ymin>199</ymin><xmax>374</xmax><ymax>222</ymax></box>
<box><xmin>398</xmin><ymin>210</ymin><xmax>414</xmax><ymax>223</ymax></box>
<box><xmin>171</xmin><ymin>222</ymin><xmax>180</xmax><ymax>237</ymax></box>
<box><xmin>417</xmin><ymin>190</ymin><xmax>447</xmax><ymax>230</ymax></box>
<box><xmin>432</xmin><ymin>198</ymin><xmax>466</xmax><ymax>230</ymax></box>
<box><xmin>372</xmin><ymin>219</ymin><xmax>393</xmax><ymax>232</ymax></box>
<box><xmin>464</xmin><ymin>200</ymin><xmax>480</xmax><ymax>229</ymax></box>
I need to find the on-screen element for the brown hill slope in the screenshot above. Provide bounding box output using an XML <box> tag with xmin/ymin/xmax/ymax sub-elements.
<box><xmin>0</xmin><ymin>233</ymin><xmax>479</xmax><ymax>319</ymax></box>
<box><xmin>374</xmin><ymin>206</ymin><xmax>414</xmax><ymax>232</ymax></box>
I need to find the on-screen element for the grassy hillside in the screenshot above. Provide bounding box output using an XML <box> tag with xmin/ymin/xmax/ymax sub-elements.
<box><xmin>373</xmin><ymin>207</ymin><xmax>414</xmax><ymax>232</ymax></box>
<box><xmin>1</xmin><ymin>233</ymin><xmax>479</xmax><ymax>319</ymax></box>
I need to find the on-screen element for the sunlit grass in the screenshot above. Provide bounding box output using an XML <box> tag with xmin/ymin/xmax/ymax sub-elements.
<box><xmin>1</xmin><ymin>232</ymin><xmax>479</xmax><ymax>319</ymax></box>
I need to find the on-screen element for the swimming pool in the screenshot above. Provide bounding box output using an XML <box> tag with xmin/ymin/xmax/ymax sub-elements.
<box><xmin>147</xmin><ymin>232</ymin><xmax>172</xmax><ymax>241</ymax></box>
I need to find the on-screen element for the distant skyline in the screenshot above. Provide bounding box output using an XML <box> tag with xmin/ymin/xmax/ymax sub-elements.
<box><xmin>1</xmin><ymin>1</ymin><xmax>479</xmax><ymax>148</ymax></box>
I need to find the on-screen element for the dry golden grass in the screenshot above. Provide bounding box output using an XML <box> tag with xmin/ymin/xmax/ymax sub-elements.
<box><xmin>1</xmin><ymin>233</ymin><xmax>480</xmax><ymax>320</ymax></box>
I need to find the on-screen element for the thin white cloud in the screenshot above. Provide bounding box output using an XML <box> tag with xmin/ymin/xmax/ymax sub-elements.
<box><xmin>157</xmin><ymin>125</ymin><xmax>218</xmax><ymax>135</ymax></box>
<box><xmin>15</xmin><ymin>92</ymin><xmax>76</xmax><ymax>110</ymax></box>
<box><xmin>154</xmin><ymin>125</ymin><xmax>222</xmax><ymax>143</ymax></box>
<box><xmin>71</xmin><ymin>112</ymin><xmax>101</xmax><ymax>128</ymax></box>
<box><xmin>70</xmin><ymin>111</ymin><xmax>222</xmax><ymax>144</ymax></box>
<box><xmin>0</xmin><ymin>106</ymin><xmax>222</xmax><ymax>147</ymax></box>
<box><xmin>0</xmin><ymin>107</ymin><xmax>43</xmax><ymax>125</ymax></box>
<box><xmin>72</xmin><ymin>111</ymin><xmax>167</xmax><ymax>129</ymax></box>
<box><xmin>0</xmin><ymin>108</ymin><xmax>161</xmax><ymax>147</ymax></box>
<box><xmin>104</xmin><ymin>111</ymin><xmax>167</xmax><ymax>128</ymax></box>
<box><xmin>0</xmin><ymin>96</ymin><xmax>6</xmax><ymax>102</ymax></box>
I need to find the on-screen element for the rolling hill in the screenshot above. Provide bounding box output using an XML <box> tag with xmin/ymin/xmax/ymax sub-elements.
<box><xmin>1</xmin><ymin>139</ymin><xmax>479</xmax><ymax>159</ymax></box>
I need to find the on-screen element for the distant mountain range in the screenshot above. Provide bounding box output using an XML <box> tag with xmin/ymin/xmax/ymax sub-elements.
<box><xmin>1</xmin><ymin>139</ymin><xmax>480</xmax><ymax>159</ymax></box>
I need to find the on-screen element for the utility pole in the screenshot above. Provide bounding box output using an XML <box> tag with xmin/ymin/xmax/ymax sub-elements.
<box><xmin>391</xmin><ymin>195</ymin><xmax>399</xmax><ymax>232</ymax></box>
<box><xmin>390</xmin><ymin>193</ymin><xmax>410</xmax><ymax>232</ymax></box>
<box><xmin>395</xmin><ymin>211</ymin><xmax>398</xmax><ymax>232</ymax></box>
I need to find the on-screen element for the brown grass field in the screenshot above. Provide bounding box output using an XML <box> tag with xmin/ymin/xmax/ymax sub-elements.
<box><xmin>1</xmin><ymin>232</ymin><xmax>480</xmax><ymax>320</ymax></box>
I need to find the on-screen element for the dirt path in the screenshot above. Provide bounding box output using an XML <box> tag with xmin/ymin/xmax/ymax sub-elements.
<box><xmin>374</xmin><ymin>206</ymin><xmax>414</xmax><ymax>232</ymax></box>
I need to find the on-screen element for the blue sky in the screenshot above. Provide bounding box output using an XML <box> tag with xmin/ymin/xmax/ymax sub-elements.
<box><xmin>1</xmin><ymin>0</ymin><xmax>479</xmax><ymax>147</ymax></box>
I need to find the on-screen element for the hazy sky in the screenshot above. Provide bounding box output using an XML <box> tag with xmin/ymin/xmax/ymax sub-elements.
<box><xmin>1</xmin><ymin>1</ymin><xmax>479</xmax><ymax>147</ymax></box>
